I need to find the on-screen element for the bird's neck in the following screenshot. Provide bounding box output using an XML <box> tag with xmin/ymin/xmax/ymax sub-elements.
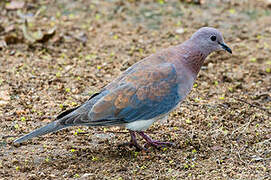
<box><xmin>176</xmin><ymin>41</ymin><xmax>208</xmax><ymax>76</ymax></box>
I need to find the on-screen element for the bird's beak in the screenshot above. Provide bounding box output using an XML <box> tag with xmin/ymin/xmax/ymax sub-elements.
<box><xmin>219</xmin><ymin>42</ymin><xmax>232</xmax><ymax>54</ymax></box>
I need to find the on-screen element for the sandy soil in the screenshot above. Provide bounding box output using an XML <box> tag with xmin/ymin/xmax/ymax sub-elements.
<box><xmin>0</xmin><ymin>0</ymin><xmax>270</xmax><ymax>179</ymax></box>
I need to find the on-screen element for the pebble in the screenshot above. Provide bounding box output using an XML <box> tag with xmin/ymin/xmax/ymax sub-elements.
<box><xmin>175</xmin><ymin>28</ymin><xmax>185</xmax><ymax>34</ymax></box>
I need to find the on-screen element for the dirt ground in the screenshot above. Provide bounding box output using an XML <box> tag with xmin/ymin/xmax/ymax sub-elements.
<box><xmin>0</xmin><ymin>0</ymin><xmax>270</xmax><ymax>179</ymax></box>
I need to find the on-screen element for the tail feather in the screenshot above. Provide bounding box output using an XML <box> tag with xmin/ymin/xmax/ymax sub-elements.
<box><xmin>13</xmin><ymin>92</ymin><xmax>105</xmax><ymax>144</ymax></box>
<box><xmin>14</xmin><ymin>120</ymin><xmax>66</xmax><ymax>144</ymax></box>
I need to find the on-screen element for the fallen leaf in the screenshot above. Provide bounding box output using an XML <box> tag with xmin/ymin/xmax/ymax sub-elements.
<box><xmin>21</xmin><ymin>20</ymin><xmax>56</xmax><ymax>43</ymax></box>
<box><xmin>4</xmin><ymin>33</ymin><xmax>23</xmax><ymax>45</ymax></box>
<box><xmin>21</xmin><ymin>21</ymin><xmax>36</xmax><ymax>43</ymax></box>
<box><xmin>36</xmin><ymin>27</ymin><xmax>56</xmax><ymax>43</ymax></box>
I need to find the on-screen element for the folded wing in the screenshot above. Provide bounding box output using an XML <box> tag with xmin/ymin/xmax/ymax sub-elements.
<box><xmin>87</xmin><ymin>63</ymin><xmax>180</xmax><ymax>125</ymax></box>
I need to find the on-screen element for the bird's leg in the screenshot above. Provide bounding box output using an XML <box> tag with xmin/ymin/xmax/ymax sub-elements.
<box><xmin>118</xmin><ymin>130</ymin><xmax>145</xmax><ymax>151</ymax></box>
<box><xmin>129</xmin><ymin>130</ymin><xmax>145</xmax><ymax>150</ymax></box>
<box><xmin>137</xmin><ymin>131</ymin><xmax>173</xmax><ymax>148</ymax></box>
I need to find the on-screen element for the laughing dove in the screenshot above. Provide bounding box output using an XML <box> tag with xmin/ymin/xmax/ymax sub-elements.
<box><xmin>14</xmin><ymin>27</ymin><xmax>232</xmax><ymax>150</ymax></box>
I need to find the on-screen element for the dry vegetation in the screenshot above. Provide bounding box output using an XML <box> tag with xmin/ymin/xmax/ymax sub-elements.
<box><xmin>0</xmin><ymin>0</ymin><xmax>270</xmax><ymax>179</ymax></box>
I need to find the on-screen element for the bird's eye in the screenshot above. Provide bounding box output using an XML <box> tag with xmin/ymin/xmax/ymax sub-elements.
<box><xmin>210</xmin><ymin>35</ymin><xmax>216</xmax><ymax>41</ymax></box>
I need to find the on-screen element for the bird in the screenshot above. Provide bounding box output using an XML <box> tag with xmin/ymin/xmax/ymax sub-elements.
<box><xmin>14</xmin><ymin>27</ymin><xmax>232</xmax><ymax>150</ymax></box>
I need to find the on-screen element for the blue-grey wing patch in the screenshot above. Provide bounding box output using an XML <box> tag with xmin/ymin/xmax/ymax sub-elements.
<box><xmin>88</xmin><ymin>63</ymin><xmax>180</xmax><ymax>125</ymax></box>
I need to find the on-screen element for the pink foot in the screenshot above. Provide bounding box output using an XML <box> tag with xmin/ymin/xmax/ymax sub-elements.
<box><xmin>137</xmin><ymin>132</ymin><xmax>173</xmax><ymax>149</ymax></box>
<box><xmin>118</xmin><ymin>130</ymin><xmax>146</xmax><ymax>151</ymax></box>
<box><xmin>119</xmin><ymin>130</ymin><xmax>173</xmax><ymax>151</ymax></box>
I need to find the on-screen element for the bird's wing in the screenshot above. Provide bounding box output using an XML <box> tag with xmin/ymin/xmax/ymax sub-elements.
<box><xmin>86</xmin><ymin>62</ymin><xmax>181</xmax><ymax>126</ymax></box>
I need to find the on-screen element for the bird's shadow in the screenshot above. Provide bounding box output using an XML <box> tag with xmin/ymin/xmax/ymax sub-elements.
<box><xmin>5</xmin><ymin>136</ymin><xmax>179</xmax><ymax>168</ymax></box>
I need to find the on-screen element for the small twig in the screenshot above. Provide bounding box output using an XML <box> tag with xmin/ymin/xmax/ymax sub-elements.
<box><xmin>235</xmin><ymin>98</ymin><xmax>271</xmax><ymax>115</ymax></box>
<box><xmin>231</xmin><ymin>116</ymin><xmax>254</xmax><ymax>135</ymax></box>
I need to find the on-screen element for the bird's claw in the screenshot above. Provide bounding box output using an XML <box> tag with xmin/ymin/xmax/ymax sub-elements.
<box><xmin>119</xmin><ymin>130</ymin><xmax>173</xmax><ymax>151</ymax></box>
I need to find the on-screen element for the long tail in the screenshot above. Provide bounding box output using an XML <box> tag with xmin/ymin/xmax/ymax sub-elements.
<box><xmin>13</xmin><ymin>120</ymin><xmax>67</xmax><ymax>144</ymax></box>
<box><xmin>13</xmin><ymin>109</ymin><xmax>81</xmax><ymax>144</ymax></box>
<box><xmin>14</xmin><ymin>92</ymin><xmax>105</xmax><ymax>144</ymax></box>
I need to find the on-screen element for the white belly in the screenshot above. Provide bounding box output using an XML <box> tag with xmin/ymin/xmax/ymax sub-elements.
<box><xmin>125</xmin><ymin>119</ymin><xmax>156</xmax><ymax>131</ymax></box>
<box><xmin>125</xmin><ymin>114</ymin><xmax>168</xmax><ymax>131</ymax></box>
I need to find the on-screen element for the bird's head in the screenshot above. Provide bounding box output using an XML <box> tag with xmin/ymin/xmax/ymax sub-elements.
<box><xmin>190</xmin><ymin>27</ymin><xmax>232</xmax><ymax>55</ymax></box>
